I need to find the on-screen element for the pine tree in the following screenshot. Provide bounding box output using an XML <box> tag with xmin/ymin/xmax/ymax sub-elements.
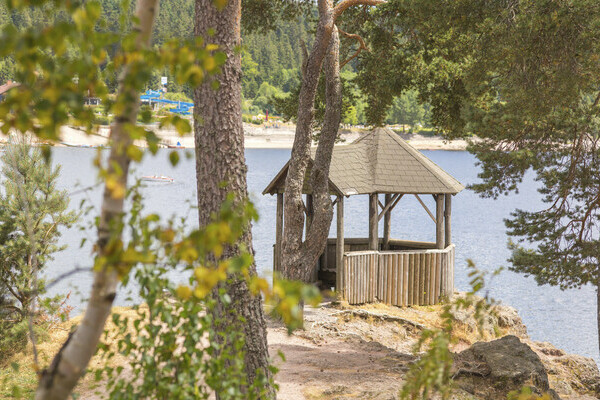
<box><xmin>0</xmin><ymin>139</ymin><xmax>78</xmax><ymax>327</ymax></box>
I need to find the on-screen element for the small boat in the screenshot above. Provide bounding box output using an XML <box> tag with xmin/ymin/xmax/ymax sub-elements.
<box><xmin>61</xmin><ymin>142</ymin><xmax>93</xmax><ymax>148</ymax></box>
<box><xmin>141</xmin><ymin>175</ymin><xmax>174</xmax><ymax>183</ymax></box>
<box><xmin>167</xmin><ymin>141</ymin><xmax>184</xmax><ymax>149</ymax></box>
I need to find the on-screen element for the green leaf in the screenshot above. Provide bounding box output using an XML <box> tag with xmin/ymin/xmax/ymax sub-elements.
<box><xmin>10</xmin><ymin>362</ymin><xmax>19</xmax><ymax>372</ymax></box>
<box><xmin>169</xmin><ymin>151</ymin><xmax>180</xmax><ymax>166</ymax></box>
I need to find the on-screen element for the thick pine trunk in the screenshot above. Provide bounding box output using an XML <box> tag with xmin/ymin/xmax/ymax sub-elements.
<box><xmin>280</xmin><ymin>0</ymin><xmax>383</xmax><ymax>285</ymax></box>
<box><xmin>281</xmin><ymin>0</ymin><xmax>339</xmax><ymax>283</ymax></box>
<box><xmin>35</xmin><ymin>0</ymin><xmax>159</xmax><ymax>398</ymax></box>
<box><xmin>193</xmin><ymin>0</ymin><xmax>273</xmax><ymax>396</ymax></box>
<box><xmin>301</xmin><ymin>28</ymin><xmax>341</xmax><ymax>282</ymax></box>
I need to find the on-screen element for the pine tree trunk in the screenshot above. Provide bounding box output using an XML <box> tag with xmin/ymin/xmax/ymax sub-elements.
<box><xmin>281</xmin><ymin>0</ymin><xmax>338</xmax><ymax>283</ymax></box>
<box><xmin>35</xmin><ymin>0</ymin><xmax>159</xmax><ymax>398</ymax></box>
<box><xmin>281</xmin><ymin>0</ymin><xmax>383</xmax><ymax>285</ymax></box>
<box><xmin>193</xmin><ymin>0</ymin><xmax>273</xmax><ymax>396</ymax></box>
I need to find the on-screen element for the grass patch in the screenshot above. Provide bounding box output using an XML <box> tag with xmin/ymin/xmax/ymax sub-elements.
<box><xmin>0</xmin><ymin>306</ymin><xmax>142</xmax><ymax>399</ymax></box>
<box><xmin>0</xmin><ymin>365</ymin><xmax>38</xmax><ymax>399</ymax></box>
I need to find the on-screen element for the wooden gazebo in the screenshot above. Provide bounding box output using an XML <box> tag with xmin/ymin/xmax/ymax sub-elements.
<box><xmin>263</xmin><ymin>128</ymin><xmax>464</xmax><ymax>305</ymax></box>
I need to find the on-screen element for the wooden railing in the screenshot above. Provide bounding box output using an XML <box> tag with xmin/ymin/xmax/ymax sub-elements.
<box><xmin>342</xmin><ymin>245</ymin><xmax>455</xmax><ymax>306</ymax></box>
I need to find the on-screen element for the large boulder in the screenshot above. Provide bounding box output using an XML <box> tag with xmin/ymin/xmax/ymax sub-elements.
<box><xmin>453</xmin><ymin>335</ymin><xmax>560</xmax><ymax>400</ymax></box>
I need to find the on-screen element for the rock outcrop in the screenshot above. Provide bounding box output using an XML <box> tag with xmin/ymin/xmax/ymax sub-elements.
<box><xmin>450</xmin><ymin>294</ymin><xmax>529</xmax><ymax>340</ymax></box>
<box><xmin>527</xmin><ymin>340</ymin><xmax>600</xmax><ymax>399</ymax></box>
<box><xmin>453</xmin><ymin>335</ymin><xmax>560</xmax><ymax>399</ymax></box>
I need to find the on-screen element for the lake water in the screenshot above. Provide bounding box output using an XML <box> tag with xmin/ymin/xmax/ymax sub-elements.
<box><xmin>43</xmin><ymin>147</ymin><xmax>598</xmax><ymax>362</ymax></box>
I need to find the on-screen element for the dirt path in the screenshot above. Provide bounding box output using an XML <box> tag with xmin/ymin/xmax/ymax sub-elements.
<box><xmin>269</xmin><ymin>305</ymin><xmax>416</xmax><ymax>400</ymax></box>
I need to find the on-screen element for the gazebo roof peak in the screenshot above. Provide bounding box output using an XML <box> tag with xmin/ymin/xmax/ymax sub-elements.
<box><xmin>263</xmin><ymin>127</ymin><xmax>464</xmax><ymax>196</ymax></box>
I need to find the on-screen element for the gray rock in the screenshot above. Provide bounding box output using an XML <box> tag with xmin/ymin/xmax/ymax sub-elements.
<box><xmin>453</xmin><ymin>335</ymin><xmax>560</xmax><ymax>400</ymax></box>
<box><xmin>527</xmin><ymin>340</ymin><xmax>600</xmax><ymax>398</ymax></box>
<box><xmin>449</xmin><ymin>294</ymin><xmax>529</xmax><ymax>339</ymax></box>
<box><xmin>494</xmin><ymin>305</ymin><xmax>528</xmax><ymax>338</ymax></box>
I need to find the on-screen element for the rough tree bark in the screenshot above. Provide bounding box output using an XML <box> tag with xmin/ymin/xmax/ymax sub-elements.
<box><xmin>194</xmin><ymin>0</ymin><xmax>273</xmax><ymax>395</ymax></box>
<box><xmin>35</xmin><ymin>0</ymin><xmax>159</xmax><ymax>398</ymax></box>
<box><xmin>281</xmin><ymin>0</ymin><xmax>384</xmax><ymax>283</ymax></box>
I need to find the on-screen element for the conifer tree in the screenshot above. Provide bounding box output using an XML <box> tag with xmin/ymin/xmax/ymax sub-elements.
<box><xmin>0</xmin><ymin>139</ymin><xmax>77</xmax><ymax>327</ymax></box>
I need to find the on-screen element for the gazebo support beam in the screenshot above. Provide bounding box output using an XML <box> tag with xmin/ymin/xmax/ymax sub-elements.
<box><xmin>306</xmin><ymin>194</ymin><xmax>314</xmax><ymax>231</ymax></box>
<box><xmin>336</xmin><ymin>196</ymin><xmax>344</xmax><ymax>294</ymax></box>
<box><xmin>378</xmin><ymin>193</ymin><xmax>403</xmax><ymax>221</ymax></box>
<box><xmin>436</xmin><ymin>194</ymin><xmax>444</xmax><ymax>249</ymax></box>
<box><xmin>275</xmin><ymin>193</ymin><xmax>283</xmax><ymax>277</ymax></box>
<box><xmin>445</xmin><ymin>194</ymin><xmax>452</xmax><ymax>247</ymax></box>
<box><xmin>383</xmin><ymin>194</ymin><xmax>392</xmax><ymax>250</ymax></box>
<box><xmin>369</xmin><ymin>194</ymin><xmax>379</xmax><ymax>250</ymax></box>
<box><xmin>306</xmin><ymin>194</ymin><xmax>318</xmax><ymax>282</ymax></box>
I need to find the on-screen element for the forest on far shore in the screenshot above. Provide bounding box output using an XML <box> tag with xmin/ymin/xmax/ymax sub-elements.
<box><xmin>0</xmin><ymin>0</ymin><xmax>432</xmax><ymax>129</ymax></box>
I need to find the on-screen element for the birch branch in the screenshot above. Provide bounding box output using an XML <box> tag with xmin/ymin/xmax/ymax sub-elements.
<box><xmin>35</xmin><ymin>0</ymin><xmax>160</xmax><ymax>398</ymax></box>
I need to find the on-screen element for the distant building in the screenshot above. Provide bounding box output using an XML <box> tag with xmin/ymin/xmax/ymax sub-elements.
<box><xmin>84</xmin><ymin>97</ymin><xmax>101</xmax><ymax>106</ymax></box>
<box><xmin>0</xmin><ymin>80</ymin><xmax>20</xmax><ymax>101</ymax></box>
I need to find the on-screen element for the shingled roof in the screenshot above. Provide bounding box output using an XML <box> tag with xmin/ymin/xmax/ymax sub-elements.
<box><xmin>263</xmin><ymin>127</ymin><xmax>464</xmax><ymax>196</ymax></box>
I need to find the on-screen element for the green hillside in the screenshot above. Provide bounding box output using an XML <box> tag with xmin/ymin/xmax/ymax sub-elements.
<box><xmin>0</xmin><ymin>0</ymin><xmax>431</xmax><ymax>127</ymax></box>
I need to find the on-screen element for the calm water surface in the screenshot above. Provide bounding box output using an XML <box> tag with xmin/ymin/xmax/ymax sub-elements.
<box><xmin>44</xmin><ymin>147</ymin><xmax>598</xmax><ymax>361</ymax></box>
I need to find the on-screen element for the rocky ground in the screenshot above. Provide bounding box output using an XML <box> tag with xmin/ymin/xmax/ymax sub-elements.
<box><xmin>270</xmin><ymin>299</ymin><xmax>599</xmax><ymax>400</ymax></box>
<box><xmin>2</xmin><ymin>296</ymin><xmax>598</xmax><ymax>399</ymax></box>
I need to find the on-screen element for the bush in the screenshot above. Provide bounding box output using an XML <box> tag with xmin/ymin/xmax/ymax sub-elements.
<box><xmin>0</xmin><ymin>321</ymin><xmax>29</xmax><ymax>366</ymax></box>
<box><xmin>0</xmin><ymin>318</ymin><xmax>53</xmax><ymax>368</ymax></box>
<box><xmin>95</xmin><ymin>191</ymin><xmax>277</xmax><ymax>400</ymax></box>
<box><xmin>242</xmin><ymin>114</ymin><xmax>263</xmax><ymax>125</ymax></box>
<box><xmin>415</xmin><ymin>127</ymin><xmax>437</xmax><ymax>137</ymax></box>
<box><xmin>93</xmin><ymin>115</ymin><xmax>111</xmax><ymax>125</ymax></box>
<box><xmin>163</xmin><ymin>92</ymin><xmax>192</xmax><ymax>103</ymax></box>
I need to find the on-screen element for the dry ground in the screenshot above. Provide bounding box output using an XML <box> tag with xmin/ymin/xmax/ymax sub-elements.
<box><xmin>1</xmin><ymin>301</ymin><xmax>597</xmax><ymax>399</ymax></box>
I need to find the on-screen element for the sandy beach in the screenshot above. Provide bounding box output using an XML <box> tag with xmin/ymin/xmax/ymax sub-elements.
<box><xmin>9</xmin><ymin>123</ymin><xmax>471</xmax><ymax>151</ymax></box>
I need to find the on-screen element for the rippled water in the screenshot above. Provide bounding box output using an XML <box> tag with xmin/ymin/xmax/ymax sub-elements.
<box><xmin>42</xmin><ymin>147</ymin><xmax>598</xmax><ymax>361</ymax></box>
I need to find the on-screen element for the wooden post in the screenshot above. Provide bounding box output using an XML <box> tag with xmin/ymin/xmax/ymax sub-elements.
<box><xmin>322</xmin><ymin>239</ymin><xmax>328</xmax><ymax>271</ymax></box>
<box><xmin>445</xmin><ymin>194</ymin><xmax>452</xmax><ymax>247</ymax></box>
<box><xmin>304</xmin><ymin>194</ymin><xmax>319</xmax><ymax>282</ymax></box>
<box><xmin>275</xmin><ymin>193</ymin><xmax>283</xmax><ymax>281</ymax></box>
<box><xmin>306</xmin><ymin>194</ymin><xmax>314</xmax><ymax>231</ymax></box>
<box><xmin>369</xmin><ymin>193</ymin><xmax>378</xmax><ymax>250</ymax></box>
<box><xmin>383</xmin><ymin>194</ymin><xmax>392</xmax><ymax>250</ymax></box>
<box><xmin>436</xmin><ymin>194</ymin><xmax>444</xmax><ymax>249</ymax></box>
<box><xmin>336</xmin><ymin>196</ymin><xmax>345</xmax><ymax>294</ymax></box>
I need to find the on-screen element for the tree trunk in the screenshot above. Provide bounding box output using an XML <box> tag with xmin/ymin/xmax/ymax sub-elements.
<box><xmin>281</xmin><ymin>0</ymin><xmax>338</xmax><ymax>283</ymax></box>
<box><xmin>193</xmin><ymin>0</ymin><xmax>273</xmax><ymax>396</ymax></box>
<box><xmin>281</xmin><ymin>0</ymin><xmax>384</xmax><ymax>285</ymax></box>
<box><xmin>35</xmin><ymin>0</ymin><xmax>159</xmax><ymax>398</ymax></box>
<box><xmin>302</xmin><ymin>27</ymin><xmax>342</xmax><ymax>281</ymax></box>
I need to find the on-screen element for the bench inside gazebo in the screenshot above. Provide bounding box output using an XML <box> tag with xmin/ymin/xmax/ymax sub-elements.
<box><xmin>263</xmin><ymin>128</ymin><xmax>464</xmax><ymax>305</ymax></box>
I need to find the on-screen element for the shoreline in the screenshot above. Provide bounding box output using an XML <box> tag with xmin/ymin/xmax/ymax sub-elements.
<box><xmin>2</xmin><ymin>124</ymin><xmax>471</xmax><ymax>151</ymax></box>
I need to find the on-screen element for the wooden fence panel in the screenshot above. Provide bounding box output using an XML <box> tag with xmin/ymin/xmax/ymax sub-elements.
<box><xmin>343</xmin><ymin>245</ymin><xmax>455</xmax><ymax>305</ymax></box>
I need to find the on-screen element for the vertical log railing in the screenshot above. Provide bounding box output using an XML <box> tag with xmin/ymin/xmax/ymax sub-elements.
<box><xmin>343</xmin><ymin>245</ymin><xmax>455</xmax><ymax>305</ymax></box>
<box><xmin>274</xmin><ymin>193</ymin><xmax>283</xmax><ymax>279</ymax></box>
<box><xmin>368</xmin><ymin>193</ymin><xmax>378</xmax><ymax>250</ymax></box>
